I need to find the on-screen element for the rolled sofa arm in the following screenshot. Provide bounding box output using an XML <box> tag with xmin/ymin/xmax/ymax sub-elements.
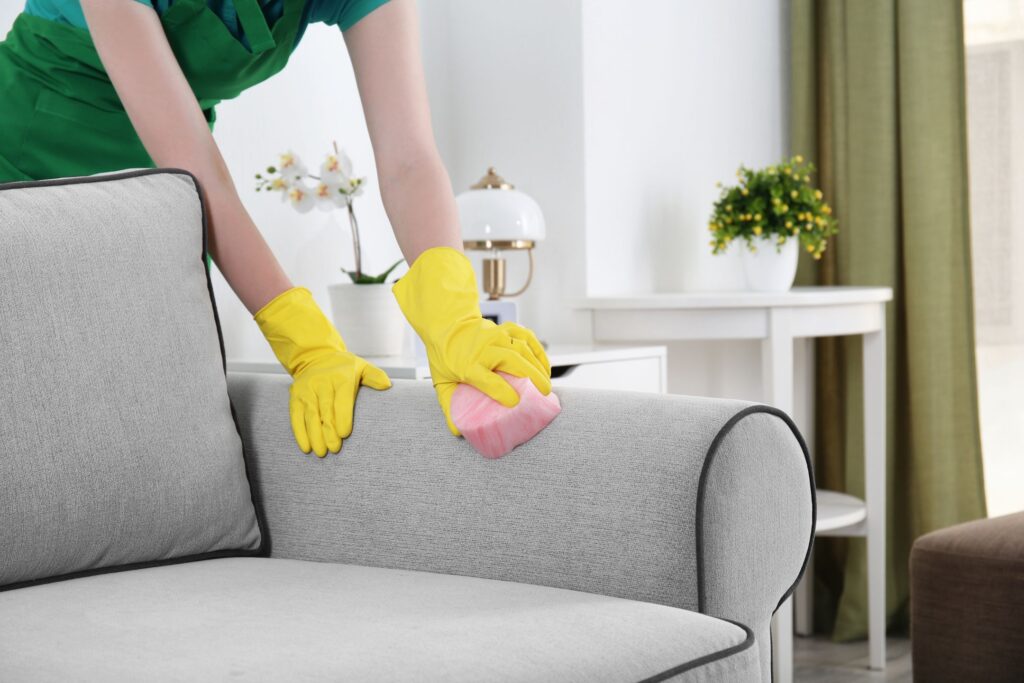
<box><xmin>227</xmin><ymin>372</ymin><xmax>813</xmax><ymax>678</ymax></box>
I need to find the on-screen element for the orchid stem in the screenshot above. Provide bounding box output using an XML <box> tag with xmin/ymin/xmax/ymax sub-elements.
<box><xmin>347</xmin><ymin>199</ymin><xmax>362</xmax><ymax>278</ymax></box>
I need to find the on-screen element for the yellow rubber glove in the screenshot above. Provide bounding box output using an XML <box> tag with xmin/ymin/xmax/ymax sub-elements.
<box><xmin>254</xmin><ymin>287</ymin><xmax>392</xmax><ymax>457</ymax></box>
<box><xmin>392</xmin><ymin>247</ymin><xmax>552</xmax><ymax>436</ymax></box>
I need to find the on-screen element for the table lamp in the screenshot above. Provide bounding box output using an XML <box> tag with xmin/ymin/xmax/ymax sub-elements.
<box><xmin>456</xmin><ymin>168</ymin><xmax>545</xmax><ymax>312</ymax></box>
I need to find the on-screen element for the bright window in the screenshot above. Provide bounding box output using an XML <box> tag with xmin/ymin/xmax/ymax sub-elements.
<box><xmin>965</xmin><ymin>0</ymin><xmax>1024</xmax><ymax>517</ymax></box>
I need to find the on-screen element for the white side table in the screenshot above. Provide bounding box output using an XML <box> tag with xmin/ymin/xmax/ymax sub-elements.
<box><xmin>228</xmin><ymin>344</ymin><xmax>668</xmax><ymax>394</ymax></box>
<box><xmin>578</xmin><ymin>286</ymin><xmax>892</xmax><ymax>682</ymax></box>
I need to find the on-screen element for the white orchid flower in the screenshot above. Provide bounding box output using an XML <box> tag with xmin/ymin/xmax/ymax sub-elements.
<box><xmin>278</xmin><ymin>150</ymin><xmax>308</xmax><ymax>182</ymax></box>
<box><xmin>260</xmin><ymin>147</ymin><xmax>365</xmax><ymax>214</ymax></box>
<box><xmin>320</xmin><ymin>152</ymin><xmax>352</xmax><ymax>186</ymax></box>
<box><xmin>314</xmin><ymin>180</ymin><xmax>343</xmax><ymax>211</ymax></box>
<box><xmin>287</xmin><ymin>182</ymin><xmax>316</xmax><ymax>214</ymax></box>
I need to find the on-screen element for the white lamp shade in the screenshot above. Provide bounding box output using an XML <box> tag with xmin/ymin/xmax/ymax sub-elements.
<box><xmin>456</xmin><ymin>187</ymin><xmax>546</xmax><ymax>243</ymax></box>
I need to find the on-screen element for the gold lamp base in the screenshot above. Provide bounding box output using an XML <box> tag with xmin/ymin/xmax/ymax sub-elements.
<box><xmin>476</xmin><ymin>248</ymin><xmax>535</xmax><ymax>301</ymax></box>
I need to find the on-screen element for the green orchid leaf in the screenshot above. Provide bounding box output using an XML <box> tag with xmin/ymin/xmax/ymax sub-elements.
<box><xmin>378</xmin><ymin>258</ymin><xmax>404</xmax><ymax>282</ymax></box>
<box><xmin>341</xmin><ymin>257</ymin><xmax>405</xmax><ymax>285</ymax></box>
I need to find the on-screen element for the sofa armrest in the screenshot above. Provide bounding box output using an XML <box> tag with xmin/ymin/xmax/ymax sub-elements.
<box><xmin>228</xmin><ymin>371</ymin><xmax>812</xmax><ymax>675</ymax></box>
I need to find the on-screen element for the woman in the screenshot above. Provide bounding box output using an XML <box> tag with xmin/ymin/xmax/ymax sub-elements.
<box><xmin>0</xmin><ymin>0</ymin><xmax>551</xmax><ymax>457</ymax></box>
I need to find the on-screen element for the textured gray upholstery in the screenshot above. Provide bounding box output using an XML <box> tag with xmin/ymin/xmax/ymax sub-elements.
<box><xmin>228</xmin><ymin>372</ymin><xmax>814</xmax><ymax>681</ymax></box>
<box><xmin>697</xmin><ymin>408</ymin><xmax>816</xmax><ymax>677</ymax></box>
<box><xmin>0</xmin><ymin>557</ymin><xmax>759</xmax><ymax>682</ymax></box>
<box><xmin>0</xmin><ymin>170</ymin><xmax>261</xmax><ymax>590</ymax></box>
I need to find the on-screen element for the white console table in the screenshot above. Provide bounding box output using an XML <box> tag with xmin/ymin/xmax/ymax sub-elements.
<box><xmin>578</xmin><ymin>287</ymin><xmax>892</xmax><ymax>682</ymax></box>
<box><xmin>228</xmin><ymin>344</ymin><xmax>668</xmax><ymax>394</ymax></box>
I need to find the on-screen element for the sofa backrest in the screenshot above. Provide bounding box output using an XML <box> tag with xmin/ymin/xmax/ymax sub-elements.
<box><xmin>0</xmin><ymin>170</ymin><xmax>262</xmax><ymax>591</ymax></box>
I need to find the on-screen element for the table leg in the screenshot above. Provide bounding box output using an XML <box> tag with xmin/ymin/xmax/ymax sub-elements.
<box><xmin>794</xmin><ymin>336</ymin><xmax>815</xmax><ymax>637</ymax></box>
<box><xmin>864</xmin><ymin>324</ymin><xmax>887</xmax><ymax>670</ymax></box>
<box><xmin>762</xmin><ymin>309</ymin><xmax>795</xmax><ymax>414</ymax></box>
<box><xmin>773</xmin><ymin>597</ymin><xmax>795</xmax><ymax>683</ymax></box>
<box><xmin>795</xmin><ymin>552</ymin><xmax>814</xmax><ymax>636</ymax></box>
<box><xmin>762</xmin><ymin>309</ymin><xmax>794</xmax><ymax>683</ymax></box>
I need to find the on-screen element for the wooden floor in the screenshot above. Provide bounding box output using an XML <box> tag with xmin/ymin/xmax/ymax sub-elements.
<box><xmin>794</xmin><ymin>636</ymin><xmax>912</xmax><ymax>682</ymax></box>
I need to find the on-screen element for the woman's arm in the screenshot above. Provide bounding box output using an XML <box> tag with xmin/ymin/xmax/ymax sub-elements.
<box><xmin>343</xmin><ymin>1</ymin><xmax>552</xmax><ymax>435</ymax></box>
<box><xmin>342</xmin><ymin>0</ymin><xmax>462</xmax><ymax>263</ymax></box>
<box><xmin>80</xmin><ymin>0</ymin><xmax>291</xmax><ymax>314</ymax></box>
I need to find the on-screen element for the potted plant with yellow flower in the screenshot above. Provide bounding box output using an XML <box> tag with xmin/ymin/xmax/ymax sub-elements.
<box><xmin>708</xmin><ymin>155</ymin><xmax>837</xmax><ymax>292</ymax></box>
<box><xmin>255</xmin><ymin>144</ymin><xmax>407</xmax><ymax>356</ymax></box>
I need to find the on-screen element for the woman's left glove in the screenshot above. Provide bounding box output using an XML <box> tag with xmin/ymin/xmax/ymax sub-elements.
<box><xmin>254</xmin><ymin>286</ymin><xmax>392</xmax><ymax>457</ymax></box>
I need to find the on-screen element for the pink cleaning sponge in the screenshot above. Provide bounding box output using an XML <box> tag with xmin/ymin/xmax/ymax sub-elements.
<box><xmin>450</xmin><ymin>372</ymin><xmax>561</xmax><ymax>459</ymax></box>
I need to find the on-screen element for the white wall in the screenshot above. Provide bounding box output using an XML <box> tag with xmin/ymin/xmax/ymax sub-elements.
<box><xmin>582</xmin><ymin>0</ymin><xmax>786</xmax><ymax>295</ymax></box>
<box><xmin>420</xmin><ymin>0</ymin><xmax>592</xmax><ymax>344</ymax></box>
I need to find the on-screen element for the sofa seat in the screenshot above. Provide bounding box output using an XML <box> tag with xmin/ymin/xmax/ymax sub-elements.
<box><xmin>0</xmin><ymin>557</ymin><xmax>758</xmax><ymax>682</ymax></box>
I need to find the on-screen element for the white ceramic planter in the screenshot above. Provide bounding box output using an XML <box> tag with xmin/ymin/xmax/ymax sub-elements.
<box><xmin>741</xmin><ymin>236</ymin><xmax>799</xmax><ymax>292</ymax></box>
<box><xmin>327</xmin><ymin>282</ymin><xmax>409</xmax><ymax>357</ymax></box>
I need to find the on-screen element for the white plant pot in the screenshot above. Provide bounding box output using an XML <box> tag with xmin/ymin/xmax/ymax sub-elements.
<box><xmin>327</xmin><ymin>282</ymin><xmax>409</xmax><ymax>357</ymax></box>
<box><xmin>741</xmin><ymin>236</ymin><xmax>799</xmax><ymax>292</ymax></box>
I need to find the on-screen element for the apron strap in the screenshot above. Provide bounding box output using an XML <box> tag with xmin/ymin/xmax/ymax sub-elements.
<box><xmin>234</xmin><ymin>0</ymin><xmax>276</xmax><ymax>53</ymax></box>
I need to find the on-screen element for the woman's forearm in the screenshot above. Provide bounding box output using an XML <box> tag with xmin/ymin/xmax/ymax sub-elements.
<box><xmin>155</xmin><ymin>145</ymin><xmax>291</xmax><ymax>314</ymax></box>
<box><xmin>379</xmin><ymin>150</ymin><xmax>462</xmax><ymax>264</ymax></box>
<box><xmin>82</xmin><ymin>0</ymin><xmax>291</xmax><ymax>314</ymax></box>
<box><xmin>343</xmin><ymin>0</ymin><xmax>463</xmax><ymax>265</ymax></box>
<box><xmin>200</xmin><ymin>164</ymin><xmax>293</xmax><ymax>313</ymax></box>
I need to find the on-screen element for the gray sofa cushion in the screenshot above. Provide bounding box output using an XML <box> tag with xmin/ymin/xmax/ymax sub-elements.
<box><xmin>0</xmin><ymin>557</ymin><xmax>760</xmax><ymax>682</ymax></box>
<box><xmin>0</xmin><ymin>169</ymin><xmax>262</xmax><ymax>590</ymax></box>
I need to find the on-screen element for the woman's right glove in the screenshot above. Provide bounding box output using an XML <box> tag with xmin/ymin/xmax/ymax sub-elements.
<box><xmin>255</xmin><ymin>286</ymin><xmax>391</xmax><ymax>457</ymax></box>
<box><xmin>392</xmin><ymin>247</ymin><xmax>552</xmax><ymax>435</ymax></box>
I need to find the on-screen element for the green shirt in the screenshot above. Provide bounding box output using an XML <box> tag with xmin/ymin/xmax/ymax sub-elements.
<box><xmin>22</xmin><ymin>0</ymin><xmax>390</xmax><ymax>49</ymax></box>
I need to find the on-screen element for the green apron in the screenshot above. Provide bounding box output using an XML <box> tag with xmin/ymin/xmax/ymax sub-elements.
<box><xmin>0</xmin><ymin>0</ymin><xmax>304</xmax><ymax>182</ymax></box>
<box><xmin>0</xmin><ymin>0</ymin><xmax>304</xmax><ymax>268</ymax></box>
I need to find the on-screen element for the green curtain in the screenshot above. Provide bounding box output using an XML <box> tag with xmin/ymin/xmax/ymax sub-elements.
<box><xmin>790</xmin><ymin>0</ymin><xmax>987</xmax><ymax>640</ymax></box>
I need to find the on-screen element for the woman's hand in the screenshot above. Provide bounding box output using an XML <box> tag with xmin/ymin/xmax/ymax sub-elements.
<box><xmin>255</xmin><ymin>287</ymin><xmax>391</xmax><ymax>456</ymax></box>
<box><xmin>392</xmin><ymin>248</ymin><xmax>551</xmax><ymax>435</ymax></box>
<box><xmin>287</xmin><ymin>352</ymin><xmax>392</xmax><ymax>457</ymax></box>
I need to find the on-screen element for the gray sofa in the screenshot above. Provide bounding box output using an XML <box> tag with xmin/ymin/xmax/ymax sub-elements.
<box><xmin>1</xmin><ymin>373</ymin><xmax>813</xmax><ymax>682</ymax></box>
<box><xmin>0</xmin><ymin>169</ymin><xmax>813</xmax><ymax>682</ymax></box>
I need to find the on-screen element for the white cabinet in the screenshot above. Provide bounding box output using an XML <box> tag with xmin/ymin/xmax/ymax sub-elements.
<box><xmin>228</xmin><ymin>345</ymin><xmax>667</xmax><ymax>394</ymax></box>
<box><xmin>551</xmin><ymin>356</ymin><xmax>664</xmax><ymax>393</ymax></box>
